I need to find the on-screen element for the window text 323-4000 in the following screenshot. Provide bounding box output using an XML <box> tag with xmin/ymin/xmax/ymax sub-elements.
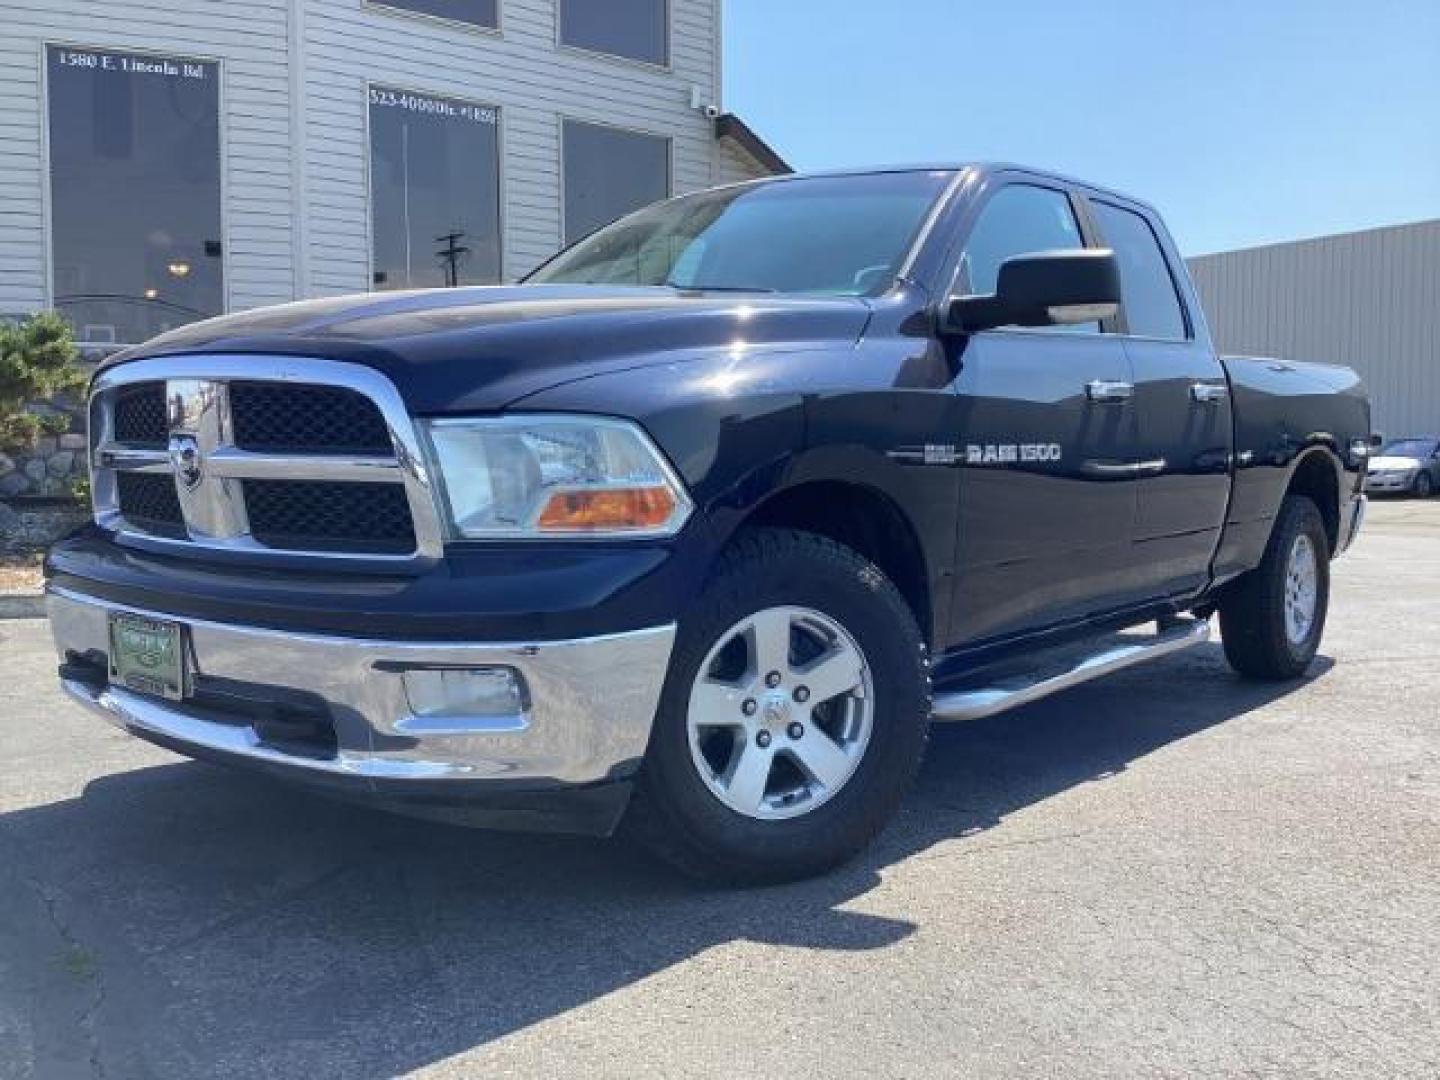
<box><xmin>368</xmin><ymin>88</ymin><xmax>496</xmax><ymax>124</ymax></box>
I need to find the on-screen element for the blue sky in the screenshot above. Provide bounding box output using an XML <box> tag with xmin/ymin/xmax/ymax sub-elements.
<box><xmin>723</xmin><ymin>0</ymin><xmax>1440</xmax><ymax>255</ymax></box>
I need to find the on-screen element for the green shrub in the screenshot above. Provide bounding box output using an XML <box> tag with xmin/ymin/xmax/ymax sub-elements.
<box><xmin>0</xmin><ymin>412</ymin><xmax>43</xmax><ymax>448</ymax></box>
<box><xmin>68</xmin><ymin>471</ymin><xmax>91</xmax><ymax>506</ymax></box>
<box><xmin>39</xmin><ymin>411</ymin><xmax>74</xmax><ymax>436</ymax></box>
<box><xmin>0</xmin><ymin>312</ymin><xmax>85</xmax><ymax>451</ymax></box>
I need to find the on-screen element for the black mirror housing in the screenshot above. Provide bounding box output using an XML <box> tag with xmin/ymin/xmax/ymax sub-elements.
<box><xmin>946</xmin><ymin>248</ymin><xmax>1122</xmax><ymax>334</ymax></box>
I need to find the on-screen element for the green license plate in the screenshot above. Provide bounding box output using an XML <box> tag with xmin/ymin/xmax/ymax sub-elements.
<box><xmin>108</xmin><ymin>613</ymin><xmax>188</xmax><ymax>701</ymax></box>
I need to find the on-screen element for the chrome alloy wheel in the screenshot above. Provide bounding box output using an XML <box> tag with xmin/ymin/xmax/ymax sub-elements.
<box><xmin>686</xmin><ymin>605</ymin><xmax>874</xmax><ymax>821</ymax></box>
<box><xmin>1284</xmin><ymin>533</ymin><xmax>1319</xmax><ymax>646</ymax></box>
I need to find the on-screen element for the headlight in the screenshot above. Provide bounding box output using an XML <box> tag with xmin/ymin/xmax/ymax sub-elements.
<box><xmin>420</xmin><ymin>415</ymin><xmax>692</xmax><ymax>539</ymax></box>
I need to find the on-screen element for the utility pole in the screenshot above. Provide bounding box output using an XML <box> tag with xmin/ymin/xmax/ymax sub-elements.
<box><xmin>435</xmin><ymin>231</ymin><xmax>470</xmax><ymax>288</ymax></box>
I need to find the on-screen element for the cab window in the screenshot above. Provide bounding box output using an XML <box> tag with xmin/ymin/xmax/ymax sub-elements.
<box><xmin>1090</xmin><ymin>201</ymin><xmax>1188</xmax><ymax>340</ymax></box>
<box><xmin>959</xmin><ymin>184</ymin><xmax>1096</xmax><ymax>332</ymax></box>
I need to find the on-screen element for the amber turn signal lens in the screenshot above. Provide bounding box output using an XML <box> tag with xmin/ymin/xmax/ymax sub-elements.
<box><xmin>536</xmin><ymin>487</ymin><xmax>677</xmax><ymax>532</ymax></box>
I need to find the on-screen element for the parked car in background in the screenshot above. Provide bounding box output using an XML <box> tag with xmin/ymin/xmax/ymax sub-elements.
<box><xmin>1365</xmin><ymin>437</ymin><xmax>1440</xmax><ymax>497</ymax></box>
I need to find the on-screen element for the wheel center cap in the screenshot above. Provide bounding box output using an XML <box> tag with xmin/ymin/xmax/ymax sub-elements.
<box><xmin>760</xmin><ymin>692</ymin><xmax>792</xmax><ymax>729</ymax></box>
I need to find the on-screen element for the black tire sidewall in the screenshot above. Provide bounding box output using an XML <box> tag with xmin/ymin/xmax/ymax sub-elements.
<box><xmin>1278</xmin><ymin>509</ymin><xmax>1330</xmax><ymax>667</ymax></box>
<box><xmin>1219</xmin><ymin>495</ymin><xmax>1331</xmax><ymax>680</ymax></box>
<box><xmin>634</xmin><ymin>530</ymin><xmax>930</xmax><ymax>880</ymax></box>
<box><xmin>1416</xmin><ymin>473</ymin><xmax>1434</xmax><ymax>498</ymax></box>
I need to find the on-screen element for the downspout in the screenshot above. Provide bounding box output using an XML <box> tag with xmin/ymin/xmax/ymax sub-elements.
<box><xmin>712</xmin><ymin>0</ymin><xmax>724</xmax><ymax>186</ymax></box>
<box><xmin>288</xmin><ymin>0</ymin><xmax>310</xmax><ymax>299</ymax></box>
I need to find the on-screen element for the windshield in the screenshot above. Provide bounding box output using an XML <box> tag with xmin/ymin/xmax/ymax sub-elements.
<box><xmin>527</xmin><ymin>171</ymin><xmax>955</xmax><ymax>297</ymax></box>
<box><xmin>1381</xmin><ymin>439</ymin><xmax>1438</xmax><ymax>459</ymax></box>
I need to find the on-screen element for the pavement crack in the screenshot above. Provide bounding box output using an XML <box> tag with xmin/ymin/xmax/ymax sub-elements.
<box><xmin>0</xmin><ymin>827</ymin><xmax>108</xmax><ymax>1078</ymax></box>
<box><xmin>913</xmin><ymin>826</ymin><xmax>1099</xmax><ymax>863</ymax></box>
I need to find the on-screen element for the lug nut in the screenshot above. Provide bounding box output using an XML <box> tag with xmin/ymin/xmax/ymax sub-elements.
<box><xmin>765</xmin><ymin>671</ymin><xmax>782</xmax><ymax>688</ymax></box>
<box><xmin>793</xmin><ymin>686</ymin><xmax>810</xmax><ymax>703</ymax></box>
<box><xmin>787</xmin><ymin>722</ymin><xmax>804</xmax><ymax>740</ymax></box>
<box><xmin>756</xmin><ymin>730</ymin><xmax>772</xmax><ymax>748</ymax></box>
<box><xmin>742</xmin><ymin>698</ymin><xmax>758</xmax><ymax>716</ymax></box>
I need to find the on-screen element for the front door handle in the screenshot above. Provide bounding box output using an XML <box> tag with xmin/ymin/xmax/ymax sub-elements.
<box><xmin>1190</xmin><ymin>382</ymin><xmax>1229</xmax><ymax>404</ymax></box>
<box><xmin>1086</xmin><ymin>380</ymin><xmax>1134</xmax><ymax>404</ymax></box>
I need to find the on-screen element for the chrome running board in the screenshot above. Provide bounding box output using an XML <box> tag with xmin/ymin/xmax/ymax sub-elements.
<box><xmin>931</xmin><ymin>617</ymin><xmax>1211</xmax><ymax>723</ymax></box>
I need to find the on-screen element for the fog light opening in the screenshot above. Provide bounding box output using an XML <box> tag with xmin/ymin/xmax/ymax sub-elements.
<box><xmin>401</xmin><ymin>665</ymin><xmax>529</xmax><ymax>721</ymax></box>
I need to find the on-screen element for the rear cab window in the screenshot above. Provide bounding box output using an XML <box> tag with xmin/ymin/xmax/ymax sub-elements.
<box><xmin>1089</xmin><ymin>201</ymin><xmax>1189</xmax><ymax>340</ymax></box>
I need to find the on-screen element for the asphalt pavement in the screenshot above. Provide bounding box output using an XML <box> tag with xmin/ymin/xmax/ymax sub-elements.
<box><xmin>1</xmin><ymin>500</ymin><xmax>1436</xmax><ymax>1078</ymax></box>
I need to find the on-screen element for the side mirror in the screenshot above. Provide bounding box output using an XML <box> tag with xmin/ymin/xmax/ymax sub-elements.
<box><xmin>945</xmin><ymin>249</ymin><xmax>1122</xmax><ymax>334</ymax></box>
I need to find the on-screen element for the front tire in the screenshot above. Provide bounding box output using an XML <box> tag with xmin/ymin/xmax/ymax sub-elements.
<box><xmin>1414</xmin><ymin>472</ymin><xmax>1434</xmax><ymax>499</ymax></box>
<box><xmin>625</xmin><ymin>529</ymin><xmax>930</xmax><ymax>884</ymax></box>
<box><xmin>1218</xmin><ymin>495</ymin><xmax>1330</xmax><ymax>680</ymax></box>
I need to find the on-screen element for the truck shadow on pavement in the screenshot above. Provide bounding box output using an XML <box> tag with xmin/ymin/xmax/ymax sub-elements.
<box><xmin>0</xmin><ymin>644</ymin><xmax>1331</xmax><ymax>1078</ymax></box>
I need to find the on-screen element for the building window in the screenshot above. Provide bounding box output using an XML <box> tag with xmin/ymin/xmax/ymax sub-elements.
<box><xmin>368</xmin><ymin>0</ymin><xmax>498</xmax><ymax>31</ymax></box>
<box><xmin>1090</xmin><ymin>201</ymin><xmax>1189</xmax><ymax>340</ymax></box>
<box><xmin>368</xmin><ymin>87</ymin><xmax>502</xmax><ymax>289</ymax></box>
<box><xmin>559</xmin><ymin>0</ymin><xmax>668</xmax><ymax>66</ymax></box>
<box><xmin>46</xmin><ymin>46</ymin><xmax>223</xmax><ymax>346</ymax></box>
<box><xmin>562</xmin><ymin>120</ymin><xmax>670</xmax><ymax>243</ymax></box>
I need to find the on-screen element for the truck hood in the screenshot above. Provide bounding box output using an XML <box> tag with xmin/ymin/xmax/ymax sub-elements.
<box><xmin>102</xmin><ymin>285</ymin><xmax>872</xmax><ymax>413</ymax></box>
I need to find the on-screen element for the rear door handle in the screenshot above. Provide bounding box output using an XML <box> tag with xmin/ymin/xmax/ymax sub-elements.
<box><xmin>1086</xmin><ymin>380</ymin><xmax>1134</xmax><ymax>404</ymax></box>
<box><xmin>1190</xmin><ymin>382</ymin><xmax>1229</xmax><ymax>404</ymax></box>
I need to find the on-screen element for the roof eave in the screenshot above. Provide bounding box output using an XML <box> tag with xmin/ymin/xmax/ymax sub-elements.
<box><xmin>714</xmin><ymin>113</ymin><xmax>793</xmax><ymax>176</ymax></box>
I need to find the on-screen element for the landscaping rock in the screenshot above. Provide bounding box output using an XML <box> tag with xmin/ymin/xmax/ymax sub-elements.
<box><xmin>0</xmin><ymin>500</ymin><xmax>88</xmax><ymax>553</ymax></box>
<box><xmin>0</xmin><ymin>473</ymin><xmax>28</xmax><ymax>498</ymax></box>
<box><xmin>47</xmin><ymin>451</ymin><xmax>76</xmax><ymax>476</ymax></box>
<box><xmin>59</xmin><ymin>434</ymin><xmax>87</xmax><ymax>451</ymax></box>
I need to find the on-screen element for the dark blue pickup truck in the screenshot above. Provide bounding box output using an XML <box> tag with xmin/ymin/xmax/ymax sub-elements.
<box><xmin>47</xmin><ymin>165</ymin><xmax>1370</xmax><ymax>882</ymax></box>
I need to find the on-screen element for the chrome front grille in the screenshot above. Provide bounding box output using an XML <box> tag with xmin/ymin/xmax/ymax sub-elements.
<box><xmin>114</xmin><ymin>472</ymin><xmax>185</xmax><ymax>535</ymax></box>
<box><xmin>89</xmin><ymin>356</ymin><xmax>444</xmax><ymax>562</ymax></box>
<box><xmin>243</xmin><ymin>479</ymin><xmax>416</xmax><ymax>553</ymax></box>
<box><xmin>113</xmin><ymin>384</ymin><xmax>168</xmax><ymax>446</ymax></box>
<box><xmin>228</xmin><ymin>381</ymin><xmax>393</xmax><ymax>455</ymax></box>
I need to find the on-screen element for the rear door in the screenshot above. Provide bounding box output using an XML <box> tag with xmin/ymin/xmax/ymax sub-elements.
<box><xmin>946</xmin><ymin>180</ymin><xmax>1144</xmax><ymax>645</ymax></box>
<box><xmin>1085</xmin><ymin>198</ymin><xmax>1233</xmax><ymax>599</ymax></box>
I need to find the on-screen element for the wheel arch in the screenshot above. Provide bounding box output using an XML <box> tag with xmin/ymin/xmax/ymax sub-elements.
<box><xmin>726</xmin><ymin>479</ymin><xmax>936</xmax><ymax>646</ymax></box>
<box><xmin>1284</xmin><ymin>445</ymin><xmax>1343</xmax><ymax>555</ymax></box>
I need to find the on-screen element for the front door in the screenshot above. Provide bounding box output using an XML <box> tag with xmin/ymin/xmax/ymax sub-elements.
<box><xmin>945</xmin><ymin>182</ymin><xmax>1144</xmax><ymax>645</ymax></box>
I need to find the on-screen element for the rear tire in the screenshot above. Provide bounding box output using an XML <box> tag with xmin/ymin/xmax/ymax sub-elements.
<box><xmin>624</xmin><ymin>528</ymin><xmax>931</xmax><ymax>884</ymax></box>
<box><xmin>1414</xmin><ymin>472</ymin><xmax>1434</xmax><ymax>499</ymax></box>
<box><xmin>1218</xmin><ymin>495</ymin><xmax>1330</xmax><ymax>680</ymax></box>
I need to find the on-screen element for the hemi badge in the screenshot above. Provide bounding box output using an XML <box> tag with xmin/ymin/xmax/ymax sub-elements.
<box><xmin>887</xmin><ymin>444</ymin><xmax>961</xmax><ymax>466</ymax></box>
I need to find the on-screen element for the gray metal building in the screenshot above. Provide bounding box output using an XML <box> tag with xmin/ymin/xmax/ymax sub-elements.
<box><xmin>0</xmin><ymin>0</ymin><xmax>786</xmax><ymax>351</ymax></box>
<box><xmin>1188</xmin><ymin>220</ymin><xmax>1440</xmax><ymax>438</ymax></box>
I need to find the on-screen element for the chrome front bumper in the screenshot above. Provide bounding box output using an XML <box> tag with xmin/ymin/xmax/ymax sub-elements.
<box><xmin>47</xmin><ymin>586</ymin><xmax>675</xmax><ymax>791</ymax></box>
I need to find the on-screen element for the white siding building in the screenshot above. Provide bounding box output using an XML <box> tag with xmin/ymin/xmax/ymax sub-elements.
<box><xmin>1188</xmin><ymin>220</ymin><xmax>1440</xmax><ymax>438</ymax></box>
<box><xmin>0</xmin><ymin>0</ymin><xmax>786</xmax><ymax>349</ymax></box>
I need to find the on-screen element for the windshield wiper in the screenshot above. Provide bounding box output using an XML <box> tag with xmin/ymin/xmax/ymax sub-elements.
<box><xmin>664</xmin><ymin>281</ymin><xmax>779</xmax><ymax>294</ymax></box>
